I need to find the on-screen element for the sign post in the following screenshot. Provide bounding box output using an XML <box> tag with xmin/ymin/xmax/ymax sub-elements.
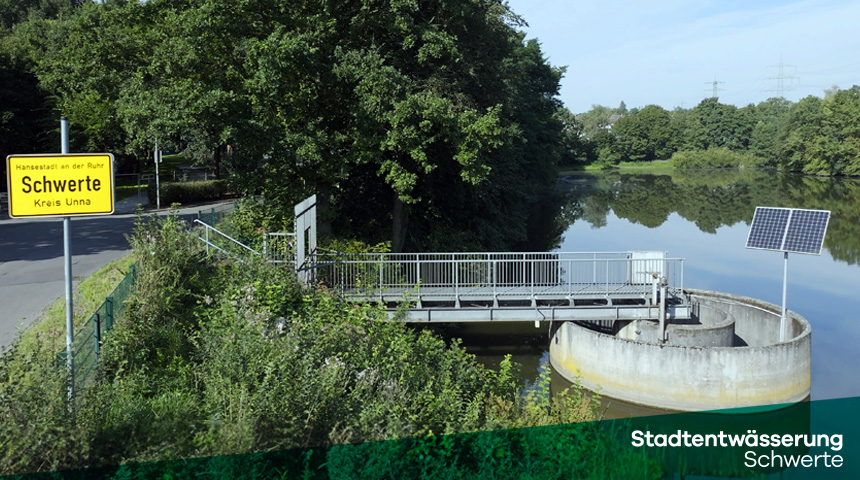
<box><xmin>5</xmin><ymin>118</ymin><xmax>115</xmax><ymax>403</ymax></box>
<box><xmin>61</xmin><ymin>118</ymin><xmax>74</xmax><ymax>403</ymax></box>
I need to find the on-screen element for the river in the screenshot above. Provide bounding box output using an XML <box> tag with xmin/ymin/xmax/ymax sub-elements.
<box><xmin>460</xmin><ymin>169</ymin><xmax>860</xmax><ymax>417</ymax></box>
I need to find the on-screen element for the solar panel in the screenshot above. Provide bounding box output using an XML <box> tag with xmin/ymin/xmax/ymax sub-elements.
<box><xmin>783</xmin><ymin>209</ymin><xmax>830</xmax><ymax>254</ymax></box>
<box><xmin>746</xmin><ymin>207</ymin><xmax>790</xmax><ymax>251</ymax></box>
<box><xmin>745</xmin><ymin>207</ymin><xmax>830</xmax><ymax>255</ymax></box>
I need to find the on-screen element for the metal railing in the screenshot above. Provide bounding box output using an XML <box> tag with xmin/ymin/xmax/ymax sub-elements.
<box><xmin>262</xmin><ymin>232</ymin><xmax>296</xmax><ymax>265</ymax></box>
<box><xmin>313</xmin><ymin>251</ymin><xmax>684</xmax><ymax>301</ymax></box>
<box><xmin>193</xmin><ymin>219</ymin><xmax>259</xmax><ymax>258</ymax></box>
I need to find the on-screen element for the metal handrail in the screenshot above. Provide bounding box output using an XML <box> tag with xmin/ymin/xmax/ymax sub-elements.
<box><xmin>313</xmin><ymin>254</ymin><xmax>685</xmax><ymax>301</ymax></box>
<box><xmin>316</xmin><ymin>251</ymin><xmax>637</xmax><ymax>261</ymax></box>
<box><xmin>193</xmin><ymin>219</ymin><xmax>259</xmax><ymax>256</ymax></box>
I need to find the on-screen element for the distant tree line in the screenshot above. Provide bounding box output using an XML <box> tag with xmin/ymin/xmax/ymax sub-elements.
<box><xmin>565</xmin><ymin>88</ymin><xmax>860</xmax><ymax>176</ymax></box>
<box><xmin>560</xmin><ymin>170</ymin><xmax>860</xmax><ymax>266</ymax></box>
<box><xmin>1</xmin><ymin>0</ymin><xmax>567</xmax><ymax>252</ymax></box>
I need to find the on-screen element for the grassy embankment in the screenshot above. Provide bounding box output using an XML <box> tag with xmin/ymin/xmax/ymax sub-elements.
<box><xmin>559</xmin><ymin>159</ymin><xmax>674</xmax><ymax>176</ymax></box>
<box><xmin>11</xmin><ymin>255</ymin><xmax>135</xmax><ymax>358</ymax></box>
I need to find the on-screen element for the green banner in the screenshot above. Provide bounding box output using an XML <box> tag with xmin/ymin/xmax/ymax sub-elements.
<box><xmin>5</xmin><ymin>396</ymin><xmax>858</xmax><ymax>479</ymax></box>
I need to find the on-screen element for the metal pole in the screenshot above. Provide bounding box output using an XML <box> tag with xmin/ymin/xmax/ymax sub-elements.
<box><xmin>659</xmin><ymin>283</ymin><xmax>667</xmax><ymax>342</ymax></box>
<box><xmin>651</xmin><ymin>275</ymin><xmax>658</xmax><ymax>306</ymax></box>
<box><xmin>154</xmin><ymin>142</ymin><xmax>161</xmax><ymax>209</ymax></box>
<box><xmin>61</xmin><ymin>117</ymin><xmax>74</xmax><ymax>403</ymax></box>
<box><xmin>780</xmin><ymin>251</ymin><xmax>788</xmax><ymax>342</ymax></box>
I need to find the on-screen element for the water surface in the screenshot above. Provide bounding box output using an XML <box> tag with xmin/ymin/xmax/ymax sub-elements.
<box><xmin>467</xmin><ymin>170</ymin><xmax>860</xmax><ymax>412</ymax></box>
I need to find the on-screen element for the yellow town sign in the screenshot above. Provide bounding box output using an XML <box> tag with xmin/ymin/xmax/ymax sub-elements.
<box><xmin>6</xmin><ymin>154</ymin><xmax>114</xmax><ymax>218</ymax></box>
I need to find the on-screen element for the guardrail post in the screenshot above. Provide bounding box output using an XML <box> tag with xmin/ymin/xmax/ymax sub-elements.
<box><xmin>567</xmin><ymin>260</ymin><xmax>572</xmax><ymax>300</ymax></box>
<box><xmin>522</xmin><ymin>253</ymin><xmax>526</xmax><ymax>286</ymax></box>
<box><xmin>605</xmin><ymin>260</ymin><xmax>609</xmax><ymax>294</ymax></box>
<box><xmin>492</xmin><ymin>260</ymin><xmax>497</xmax><ymax>306</ymax></box>
<box><xmin>454</xmin><ymin>256</ymin><xmax>460</xmax><ymax>308</ymax></box>
<box><xmin>531</xmin><ymin>261</ymin><xmax>536</xmax><ymax>307</ymax></box>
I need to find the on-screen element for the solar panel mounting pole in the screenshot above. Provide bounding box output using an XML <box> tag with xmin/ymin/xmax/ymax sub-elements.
<box><xmin>780</xmin><ymin>251</ymin><xmax>788</xmax><ymax>342</ymax></box>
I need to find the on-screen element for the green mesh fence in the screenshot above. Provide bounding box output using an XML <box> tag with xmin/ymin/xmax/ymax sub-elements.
<box><xmin>58</xmin><ymin>265</ymin><xmax>136</xmax><ymax>393</ymax></box>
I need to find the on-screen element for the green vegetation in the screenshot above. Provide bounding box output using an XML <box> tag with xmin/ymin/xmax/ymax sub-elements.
<box><xmin>145</xmin><ymin>179</ymin><xmax>232</xmax><ymax>206</ymax></box>
<box><xmin>670</xmin><ymin>149</ymin><xmax>764</xmax><ymax>169</ymax></box>
<box><xmin>0</xmin><ymin>214</ymin><xmax>665</xmax><ymax>476</ymax></box>
<box><xmin>565</xmin><ymin>89</ymin><xmax>860</xmax><ymax>175</ymax></box>
<box><xmin>115</xmin><ymin>184</ymin><xmax>143</xmax><ymax>201</ymax></box>
<box><xmin>12</xmin><ymin>255</ymin><xmax>134</xmax><ymax>359</ymax></box>
<box><xmin>1</xmin><ymin>0</ymin><xmax>566</xmax><ymax>253</ymax></box>
<box><xmin>0</xmin><ymin>254</ymin><xmax>134</xmax><ymax>474</ymax></box>
<box><xmin>618</xmin><ymin>159</ymin><xmax>674</xmax><ymax>170</ymax></box>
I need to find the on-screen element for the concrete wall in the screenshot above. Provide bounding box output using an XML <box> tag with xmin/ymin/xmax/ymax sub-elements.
<box><xmin>616</xmin><ymin>308</ymin><xmax>734</xmax><ymax>347</ymax></box>
<box><xmin>550</xmin><ymin>289</ymin><xmax>811</xmax><ymax>411</ymax></box>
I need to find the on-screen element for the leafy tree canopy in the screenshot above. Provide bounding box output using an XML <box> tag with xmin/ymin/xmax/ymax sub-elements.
<box><xmin>3</xmin><ymin>0</ymin><xmax>566</xmax><ymax>251</ymax></box>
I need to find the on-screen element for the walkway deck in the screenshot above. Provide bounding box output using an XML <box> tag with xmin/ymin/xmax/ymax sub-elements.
<box><xmin>312</xmin><ymin>251</ymin><xmax>692</xmax><ymax>323</ymax></box>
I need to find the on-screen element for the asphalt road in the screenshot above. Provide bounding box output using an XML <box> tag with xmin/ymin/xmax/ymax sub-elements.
<box><xmin>0</xmin><ymin>197</ymin><xmax>224</xmax><ymax>352</ymax></box>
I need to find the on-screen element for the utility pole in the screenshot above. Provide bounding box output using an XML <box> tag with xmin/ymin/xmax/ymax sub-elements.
<box><xmin>154</xmin><ymin>142</ymin><xmax>161</xmax><ymax>209</ymax></box>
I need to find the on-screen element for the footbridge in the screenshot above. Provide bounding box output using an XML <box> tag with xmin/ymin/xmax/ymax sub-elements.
<box><xmin>195</xmin><ymin>195</ymin><xmax>693</xmax><ymax>326</ymax></box>
<box><xmin>308</xmin><ymin>251</ymin><xmax>692</xmax><ymax>325</ymax></box>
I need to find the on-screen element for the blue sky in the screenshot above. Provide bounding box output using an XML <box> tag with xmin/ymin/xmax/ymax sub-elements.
<box><xmin>506</xmin><ymin>0</ymin><xmax>860</xmax><ymax>113</ymax></box>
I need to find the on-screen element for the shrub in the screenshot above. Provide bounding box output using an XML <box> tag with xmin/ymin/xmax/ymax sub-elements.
<box><xmin>671</xmin><ymin>149</ymin><xmax>765</xmax><ymax>169</ymax></box>
<box><xmin>146</xmin><ymin>180</ymin><xmax>232</xmax><ymax>206</ymax></box>
<box><xmin>3</xmin><ymin>215</ymin><xmax>639</xmax><ymax>475</ymax></box>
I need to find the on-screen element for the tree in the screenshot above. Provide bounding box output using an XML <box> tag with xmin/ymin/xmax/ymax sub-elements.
<box><xmin>0</xmin><ymin>0</ymin><xmax>78</xmax><ymax>29</ymax></box>
<box><xmin>822</xmin><ymin>86</ymin><xmax>860</xmax><ymax>175</ymax></box>
<box><xmin>749</xmin><ymin>97</ymin><xmax>792</xmax><ymax>167</ymax></box>
<box><xmin>16</xmin><ymin>0</ymin><xmax>564</xmax><ymax>251</ymax></box>
<box><xmin>576</xmin><ymin>104</ymin><xmax>614</xmax><ymax>139</ymax></box>
<box><xmin>681</xmin><ymin>98</ymin><xmax>752</xmax><ymax>151</ymax></box>
<box><xmin>610</xmin><ymin>104</ymin><xmax>675</xmax><ymax>162</ymax></box>
<box><xmin>781</xmin><ymin>95</ymin><xmax>826</xmax><ymax>173</ymax></box>
<box><xmin>14</xmin><ymin>0</ymin><xmax>146</xmax><ymax>156</ymax></box>
<box><xmin>240</xmin><ymin>0</ymin><xmax>564</xmax><ymax>251</ymax></box>
<box><xmin>0</xmin><ymin>56</ymin><xmax>53</xmax><ymax>174</ymax></box>
<box><xmin>555</xmin><ymin>106</ymin><xmax>589</xmax><ymax>165</ymax></box>
<box><xmin>777</xmin><ymin>87</ymin><xmax>860</xmax><ymax>175</ymax></box>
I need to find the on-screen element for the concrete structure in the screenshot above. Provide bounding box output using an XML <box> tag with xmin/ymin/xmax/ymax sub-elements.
<box><xmin>550</xmin><ymin>289</ymin><xmax>811</xmax><ymax>411</ymax></box>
